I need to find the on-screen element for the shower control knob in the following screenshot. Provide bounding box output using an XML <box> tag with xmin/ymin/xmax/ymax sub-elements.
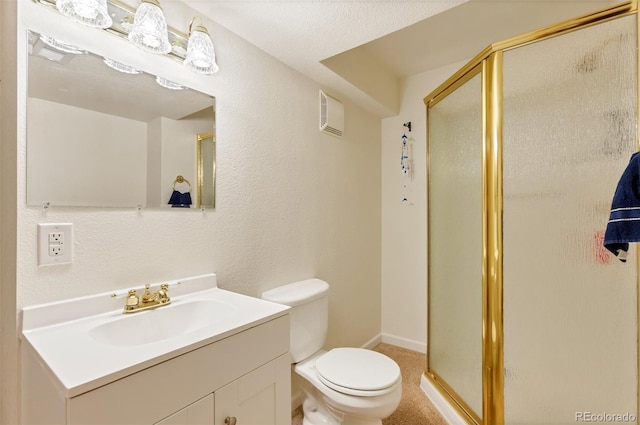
<box><xmin>224</xmin><ymin>417</ymin><xmax>237</xmax><ymax>425</ymax></box>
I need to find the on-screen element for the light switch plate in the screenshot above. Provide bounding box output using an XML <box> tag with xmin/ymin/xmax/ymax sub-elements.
<box><xmin>38</xmin><ymin>223</ymin><xmax>73</xmax><ymax>266</ymax></box>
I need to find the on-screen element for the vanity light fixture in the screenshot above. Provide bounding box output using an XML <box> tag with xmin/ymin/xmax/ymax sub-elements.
<box><xmin>56</xmin><ymin>0</ymin><xmax>112</xmax><ymax>28</ymax></box>
<box><xmin>128</xmin><ymin>0</ymin><xmax>171</xmax><ymax>55</ymax></box>
<box><xmin>39</xmin><ymin>35</ymin><xmax>86</xmax><ymax>54</ymax></box>
<box><xmin>184</xmin><ymin>17</ymin><xmax>219</xmax><ymax>75</ymax></box>
<box><xmin>34</xmin><ymin>0</ymin><xmax>221</xmax><ymax>73</ymax></box>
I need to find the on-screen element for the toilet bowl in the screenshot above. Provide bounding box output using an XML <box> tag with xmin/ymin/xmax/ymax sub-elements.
<box><xmin>261</xmin><ymin>279</ymin><xmax>402</xmax><ymax>425</ymax></box>
<box><xmin>295</xmin><ymin>349</ymin><xmax>402</xmax><ymax>425</ymax></box>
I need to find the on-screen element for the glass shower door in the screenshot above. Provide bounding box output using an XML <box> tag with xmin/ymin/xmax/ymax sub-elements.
<box><xmin>428</xmin><ymin>68</ymin><xmax>483</xmax><ymax>422</ymax></box>
<box><xmin>502</xmin><ymin>14</ymin><xmax>638</xmax><ymax>424</ymax></box>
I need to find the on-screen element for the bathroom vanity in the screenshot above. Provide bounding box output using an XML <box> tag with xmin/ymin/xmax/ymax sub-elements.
<box><xmin>20</xmin><ymin>274</ymin><xmax>291</xmax><ymax>424</ymax></box>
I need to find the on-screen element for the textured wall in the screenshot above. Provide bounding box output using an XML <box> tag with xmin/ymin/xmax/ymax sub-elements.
<box><xmin>5</xmin><ymin>1</ymin><xmax>381</xmax><ymax>420</ymax></box>
<box><xmin>1</xmin><ymin>1</ymin><xmax>19</xmax><ymax>423</ymax></box>
<box><xmin>380</xmin><ymin>59</ymin><xmax>469</xmax><ymax>353</ymax></box>
<box><xmin>16</xmin><ymin>0</ymin><xmax>381</xmax><ymax>335</ymax></box>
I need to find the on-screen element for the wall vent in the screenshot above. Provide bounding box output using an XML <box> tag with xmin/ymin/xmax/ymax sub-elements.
<box><xmin>319</xmin><ymin>90</ymin><xmax>344</xmax><ymax>138</ymax></box>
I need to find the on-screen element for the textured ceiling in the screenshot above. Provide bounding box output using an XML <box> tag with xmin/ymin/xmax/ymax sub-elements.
<box><xmin>100</xmin><ymin>0</ymin><xmax>621</xmax><ymax>117</ymax></box>
<box><xmin>364</xmin><ymin>0</ymin><xmax>623</xmax><ymax>77</ymax></box>
<box><xmin>180</xmin><ymin>0</ymin><xmax>621</xmax><ymax>117</ymax></box>
<box><xmin>181</xmin><ymin>0</ymin><xmax>468</xmax><ymax>116</ymax></box>
<box><xmin>184</xmin><ymin>0</ymin><xmax>620</xmax><ymax>117</ymax></box>
<box><xmin>27</xmin><ymin>0</ymin><xmax>624</xmax><ymax>128</ymax></box>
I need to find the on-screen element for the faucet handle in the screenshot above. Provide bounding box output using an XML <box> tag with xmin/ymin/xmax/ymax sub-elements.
<box><xmin>158</xmin><ymin>283</ymin><xmax>170</xmax><ymax>302</ymax></box>
<box><xmin>125</xmin><ymin>289</ymin><xmax>139</xmax><ymax>307</ymax></box>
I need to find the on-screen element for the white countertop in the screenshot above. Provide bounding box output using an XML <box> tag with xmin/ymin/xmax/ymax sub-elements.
<box><xmin>20</xmin><ymin>273</ymin><xmax>289</xmax><ymax>398</ymax></box>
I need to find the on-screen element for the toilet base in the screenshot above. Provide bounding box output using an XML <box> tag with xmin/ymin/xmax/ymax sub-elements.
<box><xmin>301</xmin><ymin>396</ymin><xmax>340</xmax><ymax>425</ymax></box>
<box><xmin>295</xmin><ymin>352</ymin><xmax>401</xmax><ymax>425</ymax></box>
<box><xmin>300</xmin><ymin>392</ymin><xmax>383</xmax><ymax>425</ymax></box>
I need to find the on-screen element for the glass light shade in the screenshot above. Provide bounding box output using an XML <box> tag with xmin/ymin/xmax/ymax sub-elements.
<box><xmin>56</xmin><ymin>0</ymin><xmax>112</xmax><ymax>28</ymax></box>
<box><xmin>128</xmin><ymin>0</ymin><xmax>171</xmax><ymax>55</ymax></box>
<box><xmin>103</xmin><ymin>58</ymin><xmax>142</xmax><ymax>74</ymax></box>
<box><xmin>184</xmin><ymin>26</ymin><xmax>219</xmax><ymax>74</ymax></box>
<box><xmin>39</xmin><ymin>35</ymin><xmax>86</xmax><ymax>54</ymax></box>
<box><xmin>156</xmin><ymin>77</ymin><xmax>184</xmax><ymax>90</ymax></box>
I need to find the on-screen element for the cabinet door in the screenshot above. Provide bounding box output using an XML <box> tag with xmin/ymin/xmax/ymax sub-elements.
<box><xmin>214</xmin><ymin>354</ymin><xmax>290</xmax><ymax>425</ymax></box>
<box><xmin>156</xmin><ymin>394</ymin><xmax>214</xmax><ymax>425</ymax></box>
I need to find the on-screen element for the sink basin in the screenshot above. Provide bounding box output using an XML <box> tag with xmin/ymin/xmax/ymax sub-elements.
<box><xmin>20</xmin><ymin>273</ymin><xmax>290</xmax><ymax>397</ymax></box>
<box><xmin>89</xmin><ymin>300</ymin><xmax>237</xmax><ymax>347</ymax></box>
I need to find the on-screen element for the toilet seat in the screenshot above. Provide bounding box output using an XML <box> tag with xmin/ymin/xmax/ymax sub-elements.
<box><xmin>315</xmin><ymin>348</ymin><xmax>401</xmax><ymax>397</ymax></box>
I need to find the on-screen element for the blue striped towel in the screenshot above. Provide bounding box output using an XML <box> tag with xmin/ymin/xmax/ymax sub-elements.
<box><xmin>604</xmin><ymin>152</ymin><xmax>640</xmax><ymax>262</ymax></box>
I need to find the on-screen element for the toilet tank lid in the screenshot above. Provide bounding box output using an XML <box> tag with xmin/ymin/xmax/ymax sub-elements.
<box><xmin>261</xmin><ymin>279</ymin><xmax>329</xmax><ymax>306</ymax></box>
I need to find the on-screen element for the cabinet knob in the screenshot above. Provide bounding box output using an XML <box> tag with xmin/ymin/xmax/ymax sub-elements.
<box><xmin>224</xmin><ymin>417</ymin><xmax>237</xmax><ymax>425</ymax></box>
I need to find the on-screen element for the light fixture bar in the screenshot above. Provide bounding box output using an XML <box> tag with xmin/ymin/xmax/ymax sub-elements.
<box><xmin>32</xmin><ymin>0</ymin><xmax>190</xmax><ymax>62</ymax></box>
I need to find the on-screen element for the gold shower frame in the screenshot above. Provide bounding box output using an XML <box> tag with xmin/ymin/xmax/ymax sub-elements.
<box><xmin>424</xmin><ymin>2</ymin><xmax>639</xmax><ymax>424</ymax></box>
<box><xmin>196</xmin><ymin>131</ymin><xmax>215</xmax><ymax>209</ymax></box>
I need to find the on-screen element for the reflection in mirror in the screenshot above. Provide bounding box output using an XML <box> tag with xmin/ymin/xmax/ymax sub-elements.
<box><xmin>26</xmin><ymin>30</ymin><xmax>216</xmax><ymax>209</ymax></box>
<box><xmin>196</xmin><ymin>132</ymin><xmax>216</xmax><ymax>209</ymax></box>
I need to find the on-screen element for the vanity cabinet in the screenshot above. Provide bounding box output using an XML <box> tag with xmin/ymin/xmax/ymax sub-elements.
<box><xmin>24</xmin><ymin>315</ymin><xmax>290</xmax><ymax>425</ymax></box>
<box><xmin>155</xmin><ymin>394</ymin><xmax>214</xmax><ymax>425</ymax></box>
<box><xmin>213</xmin><ymin>356</ymin><xmax>287</xmax><ymax>425</ymax></box>
<box><xmin>154</xmin><ymin>354</ymin><xmax>289</xmax><ymax>425</ymax></box>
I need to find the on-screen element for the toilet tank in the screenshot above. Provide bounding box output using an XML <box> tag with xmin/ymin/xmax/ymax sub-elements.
<box><xmin>262</xmin><ymin>279</ymin><xmax>329</xmax><ymax>363</ymax></box>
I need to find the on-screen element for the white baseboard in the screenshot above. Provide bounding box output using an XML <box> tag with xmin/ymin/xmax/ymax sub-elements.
<box><xmin>420</xmin><ymin>374</ymin><xmax>467</xmax><ymax>424</ymax></box>
<box><xmin>381</xmin><ymin>333</ymin><xmax>426</xmax><ymax>354</ymax></box>
<box><xmin>361</xmin><ymin>333</ymin><xmax>383</xmax><ymax>349</ymax></box>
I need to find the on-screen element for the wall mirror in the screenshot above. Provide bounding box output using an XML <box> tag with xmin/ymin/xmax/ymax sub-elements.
<box><xmin>26</xmin><ymin>30</ymin><xmax>216</xmax><ymax>209</ymax></box>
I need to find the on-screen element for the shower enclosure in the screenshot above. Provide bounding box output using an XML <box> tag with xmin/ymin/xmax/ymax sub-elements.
<box><xmin>426</xmin><ymin>3</ymin><xmax>639</xmax><ymax>424</ymax></box>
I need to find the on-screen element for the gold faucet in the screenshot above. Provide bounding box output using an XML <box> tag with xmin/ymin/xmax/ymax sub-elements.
<box><xmin>124</xmin><ymin>283</ymin><xmax>171</xmax><ymax>313</ymax></box>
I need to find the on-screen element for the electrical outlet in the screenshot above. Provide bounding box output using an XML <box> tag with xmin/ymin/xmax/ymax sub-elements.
<box><xmin>38</xmin><ymin>223</ymin><xmax>73</xmax><ymax>266</ymax></box>
<box><xmin>49</xmin><ymin>233</ymin><xmax>63</xmax><ymax>244</ymax></box>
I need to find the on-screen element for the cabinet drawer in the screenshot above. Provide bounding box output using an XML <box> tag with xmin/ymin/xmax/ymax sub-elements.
<box><xmin>68</xmin><ymin>315</ymin><xmax>289</xmax><ymax>425</ymax></box>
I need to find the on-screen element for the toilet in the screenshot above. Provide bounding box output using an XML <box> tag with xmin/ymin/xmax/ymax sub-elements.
<box><xmin>262</xmin><ymin>279</ymin><xmax>402</xmax><ymax>425</ymax></box>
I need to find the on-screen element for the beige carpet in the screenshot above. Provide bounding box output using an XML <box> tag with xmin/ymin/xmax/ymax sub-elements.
<box><xmin>291</xmin><ymin>343</ymin><xmax>447</xmax><ymax>425</ymax></box>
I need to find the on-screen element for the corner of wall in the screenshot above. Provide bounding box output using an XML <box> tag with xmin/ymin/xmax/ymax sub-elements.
<box><xmin>1</xmin><ymin>0</ymin><xmax>20</xmax><ymax>422</ymax></box>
